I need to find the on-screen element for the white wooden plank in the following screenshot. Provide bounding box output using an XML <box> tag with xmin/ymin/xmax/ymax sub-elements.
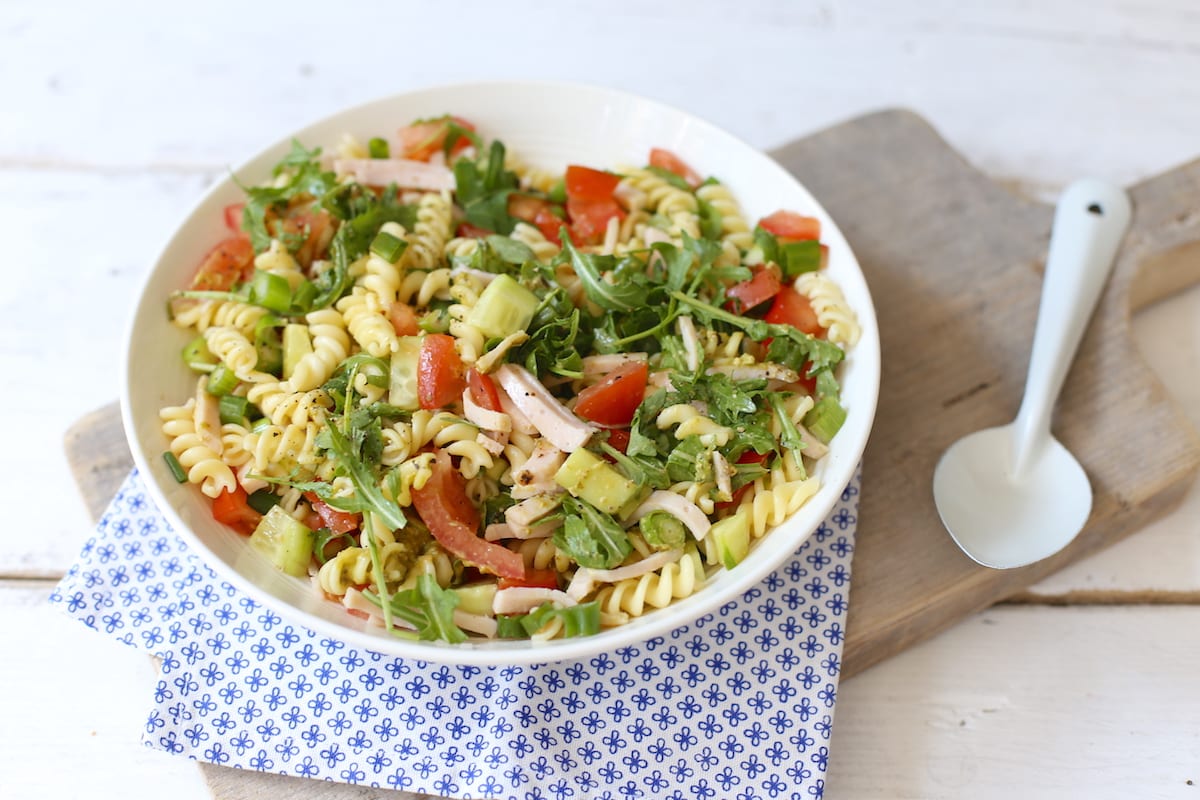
<box><xmin>2</xmin><ymin>582</ymin><xmax>210</xmax><ymax>799</ymax></box>
<box><xmin>828</xmin><ymin>604</ymin><xmax>1200</xmax><ymax>799</ymax></box>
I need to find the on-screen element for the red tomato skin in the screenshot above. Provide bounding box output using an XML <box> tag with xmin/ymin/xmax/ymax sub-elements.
<box><xmin>566</xmin><ymin>197</ymin><xmax>624</xmax><ymax>245</ymax></box>
<box><xmin>411</xmin><ymin>452</ymin><xmax>525</xmax><ymax>580</ymax></box>
<box><xmin>759</xmin><ymin>210</ymin><xmax>821</xmax><ymax>242</ymax></box>
<box><xmin>223</xmin><ymin>203</ymin><xmax>245</xmax><ymax>233</ymax></box>
<box><xmin>498</xmin><ymin>567</ymin><xmax>560</xmax><ymax>591</ymax></box>
<box><xmin>725</xmin><ymin>264</ymin><xmax>783</xmax><ymax>313</ymax></box>
<box><xmin>764</xmin><ymin>287</ymin><xmax>825</xmax><ymax>337</ymax></box>
<box><xmin>507</xmin><ymin>194</ymin><xmax>566</xmax><ymax>242</ymax></box>
<box><xmin>565</xmin><ymin>165</ymin><xmax>621</xmax><ymax>201</ymax></box>
<box><xmin>418</xmin><ymin>334</ymin><xmax>467</xmax><ymax>410</ymax></box>
<box><xmin>649</xmin><ymin>148</ymin><xmax>701</xmax><ymax>188</ymax></box>
<box><xmin>574</xmin><ymin>362</ymin><xmax>650</xmax><ymax>427</ymax></box>
<box><xmin>212</xmin><ymin>486</ymin><xmax>262</xmax><ymax>536</ymax></box>
<box><xmin>399</xmin><ymin>116</ymin><xmax>476</xmax><ymax>162</ymax></box>
<box><xmin>387</xmin><ymin>302</ymin><xmax>420</xmax><ymax>337</ymax></box>
<box><xmin>303</xmin><ymin>492</ymin><xmax>361</xmax><ymax>534</ymax></box>
<box><xmin>190</xmin><ymin>236</ymin><xmax>255</xmax><ymax>292</ymax></box>
<box><xmin>606</xmin><ymin>429</ymin><xmax>631</xmax><ymax>453</ymax></box>
<box><xmin>456</xmin><ymin>222</ymin><xmax>493</xmax><ymax>238</ymax></box>
<box><xmin>467</xmin><ymin>368</ymin><xmax>502</xmax><ymax>412</ymax></box>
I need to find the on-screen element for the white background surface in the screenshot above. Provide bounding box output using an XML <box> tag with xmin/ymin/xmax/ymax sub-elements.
<box><xmin>3</xmin><ymin>1</ymin><xmax>1198</xmax><ymax>798</ymax></box>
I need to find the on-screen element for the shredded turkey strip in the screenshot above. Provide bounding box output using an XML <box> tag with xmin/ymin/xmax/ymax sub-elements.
<box><xmin>493</xmin><ymin>587</ymin><xmax>577</xmax><ymax>616</ymax></box>
<box><xmin>505</xmin><ymin>494</ymin><xmax>562</xmax><ymax>534</ymax></box>
<box><xmin>332</xmin><ymin>158</ymin><xmax>455</xmax><ymax>191</ymax></box>
<box><xmin>462</xmin><ymin>388</ymin><xmax>511</xmax><ymax>433</ymax></box>
<box><xmin>495</xmin><ymin>380</ymin><xmax>538</xmax><ymax>435</ymax></box>
<box><xmin>580</xmin><ymin>352</ymin><xmax>648</xmax><ymax>379</ymax></box>
<box><xmin>565</xmin><ymin>548</ymin><xmax>685</xmax><ymax>601</ymax></box>
<box><xmin>454</xmin><ymin>610</ymin><xmax>497</xmax><ymax>638</ymax></box>
<box><xmin>677</xmin><ymin>315</ymin><xmax>701</xmax><ymax>372</ymax></box>
<box><xmin>511</xmin><ymin>439</ymin><xmax>567</xmax><ymax>500</ymax></box>
<box><xmin>483</xmin><ymin>519</ymin><xmax>560</xmax><ymax>542</ymax></box>
<box><xmin>712</xmin><ymin>450</ymin><xmax>734</xmax><ymax>501</ymax></box>
<box><xmin>707</xmin><ymin>363</ymin><xmax>799</xmax><ymax>383</ymax></box>
<box><xmin>494</xmin><ymin>364</ymin><xmax>594</xmax><ymax>452</ymax></box>
<box><xmin>627</xmin><ymin>491</ymin><xmax>713</xmax><ymax>541</ymax></box>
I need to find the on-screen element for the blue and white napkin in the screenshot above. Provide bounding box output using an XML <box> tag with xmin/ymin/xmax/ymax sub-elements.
<box><xmin>52</xmin><ymin>469</ymin><xmax>860</xmax><ymax>800</ymax></box>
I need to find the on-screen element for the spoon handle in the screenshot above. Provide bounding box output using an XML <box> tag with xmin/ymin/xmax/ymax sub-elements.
<box><xmin>1010</xmin><ymin>179</ymin><xmax>1131</xmax><ymax>477</ymax></box>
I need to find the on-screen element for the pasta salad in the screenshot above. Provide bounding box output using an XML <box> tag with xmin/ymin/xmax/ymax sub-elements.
<box><xmin>160</xmin><ymin>114</ymin><xmax>860</xmax><ymax>643</ymax></box>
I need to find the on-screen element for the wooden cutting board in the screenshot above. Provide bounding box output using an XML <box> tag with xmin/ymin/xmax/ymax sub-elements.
<box><xmin>64</xmin><ymin>109</ymin><xmax>1200</xmax><ymax>799</ymax></box>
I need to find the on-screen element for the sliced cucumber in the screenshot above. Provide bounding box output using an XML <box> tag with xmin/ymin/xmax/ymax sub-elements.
<box><xmin>453</xmin><ymin>582</ymin><xmax>498</xmax><ymax>617</ymax></box>
<box><xmin>554</xmin><ymin>448</ymin><xmax>641</xmax><ymax>516</ymax></box>
<box><xmin>709</xmin><ymin>509</ymin><xmax>751</xmax><ymax>570</ymax></box>
<box><xmin>466</xmin><ymin>274</ymin><xmax>539</xmax><ymax>339</ymax></box>
<box><xmin>249</xmin><ymin>505</ymin><xmax>314</xmax><ymax>577</ymax></box>
<box><xmin>388</xmin><ymin>335</ymin><xmax>423</xmax><ymax>410</ymax></box>
<box><xmin>803</xmin><ymin>395</ymin><xmax>847</xmax><ymax>443</ymax></box>
<box><xmin>282</xmin><ymin>323</ymin><xmax>313</xmax><ymax>381</ymax></box>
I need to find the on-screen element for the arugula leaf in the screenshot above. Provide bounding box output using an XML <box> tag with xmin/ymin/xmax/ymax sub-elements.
<box><xmin>553</xmin><ymin>496</ymin><xmax>632</xmax><ymax>569</ymax></box>
<box><xmin>644</xmin><ymin>164</ymin><xmax>693</xmax><ymax>192</ymax></box>
<box><xmin>366</xmin><ymin>574</ymin><xmax>467</xmax><ymax>643</ymax></box>
<box><xmin>599</xmin><ymin>442</ymin><xmax>671</xmax><ymax>489</ymax></box>
<box><xmin>697</xmin><ymin>195</ymin><xmax>724</xmax><ymax>241</ymax></box>
<box><xmin>239</xmin><ymin>140</ymin><xmax>339</xmax><ymax>253</ymax></box>
<box><xmin>559</xmin><ymin>234</ymin><xmax>647</xmax><ymax>313</ymax></box>
<box><xmin>454</xmin><ymin>140</ymin><xmax>520</xmax><ymax>234</ymax></box>
<box><xmin>627</xmin><ymin>389</ymin><xmax>672</xmax><ymax>459</ymax></box>
<box><xmin>511</xmin><ymin>289</ymin><xmax>589</xmax><ymax>379</ymax></box>
<box><xmin>666</xmin><ymin>436</ymin><xmax>713</xmax><ymax>483</ymax></box>
<box><xmin>495</xmin><ymin>602</ymin><xmax>601</xmax><ymax>639</ymax></box>
<box><xmin>315</xmin><ymin>421</ymin><xmax>408</xmax><ymax>530</ymax></box>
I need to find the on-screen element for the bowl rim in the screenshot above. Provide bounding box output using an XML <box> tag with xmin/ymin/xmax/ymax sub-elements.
<box><xmin>121</xmin><ymin>79</ymin><xmax>880</xmax><ymax>665</ymax></box>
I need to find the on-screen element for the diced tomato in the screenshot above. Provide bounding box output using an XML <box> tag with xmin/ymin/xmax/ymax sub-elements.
<box><xmin>388</xmin><ymin>302</ymin><xmax>420</xmax><ymax>337</ymax></box>
<box><xmin>759</xmin><ymin>210</ymin><xmax>821</xmax><ymax>242</ymax></box>
<box><xmin>565</xmin><ymin>165</ymin><xmax>622</xmax><ymax>201</ymax></box>
<box><xmin>508</xmin><ymin>194</ymin><xmax>565</xmax><ymax>241</ymax></box>
<box><xmin>223</xmin><ymin>203</ymin><xmax>245</xmax><ymax>233</ymax></box>
<box><xmin>211</xmin><ymin>486</ymin><xmax>262</xmax><ymax>536</ymax></box>
<box><xmin>190</xmin><ymin>236</ymin><xmax>255</xmax><ymax>292</ymax></box>
<box><xmin>649</xmin><ymin>148</ymin><xmax>701</xmax><ymax>189</ymax></box>
<box><xmin>467</xmin><ymin>368</ymin><xmax>502</xmax><ymax>412</ymax></box>
<box><xmin>574</xmin><ymin>362</ymin><xmax>649</xmax><ymax>427</ymax></box>
<box><xmin>398</xmin><ymin>115</ymin><xmax>476</xmax><ymax>162</ymax></box>
<box><xmin>411</xmin><ymin>451</ymin><xmax>525</xmax><ymax>580</ymax></box>
<box><xmin>564</xmin><ymin>165</ymin><xmax>625</xmax><ymax>245</ymax></box>
<box><xmin>456</xmin><ymin>222</ymin><xmax>493</xmax><ymax>238</ymax></box>
<box><xmin>277</xmin><ymin>208</ymin><xmax>334</xmax><ymax>268</ymax></box>
<box><xmin>725</xmin><ymin>264</ymin><xmax>783</xmax><ymax>313</ymax></box>
<box><xmin>715</xmin><ymin>450</ymin><xmax>770</xmax><ymax>512</ymax></box>
<box><xmin>418</xmin><ymin>334</ymin><xmax>467</xmax><ymax>410</ymax></box>
<box><xmin>498</xmin><ymin>567</ymin><xmax>560</xmax><ymax>591</ymax></box>
<box><xmin>764</xmin><ymin>287</ymin><xmax>825</xmax><ymax>337</ymax></box>
<box><xmin>606</xmin><ymin>429</ymin><xmax>631</xmax><ymax>453</ymax></box>
<box><xmin>303</xmin><ymin>492</ymin><xmax>361</xmax><ymax>534</ymax></box>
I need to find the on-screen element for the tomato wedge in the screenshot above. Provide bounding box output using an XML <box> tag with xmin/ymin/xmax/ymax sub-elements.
<box><xmin>574</xmin><ymin>362</ymin><xmax>649</xmax><ymax>427</ymax></box>
<box><xmin>388</xmin><ymin>302</ymin><xmax>420</xmax><ymax>337</ymax></box>
<box><xmin>467</xmin><ymin>368</ymin><xmax>502</xmax><ymax>412</ymax></box>
<box><xmin>304</xmin><ymin>492</ymin><xmax>361</xmax><ymax>534</ymax></box>
<box><xmin>456</xmin><ymin>221</ymin><xmax>493</xmax><ymax>239</ymax></box>
<box><xmin>398</xmin><ymin>115</ymin><xmax>476</xmax><ymax>162</ymax></box>
<box><xmin>649</xmin><ymin>147</ymin><xmax>702</xmax><ymax>188</ymax></box>
<box><xmin>759</xmin><ymin>210</ymin><xmax>821</xmax><ymax>242</ymax></box>
<box><xmin>565</xmin><ymin>165</ymin><xmax>621</xmax><ymax>201</ymax></box>
<box><xmin>212</xmin><ymin>486</ymin><xmax>262</xmax><ymax>536</ymax></box>
<box><xmin>498</xmin><ymin>567</ymin><xmax>560</xmax><ymax>591</ymax></box>
<box><xmin>276</xmin><ymin>208</ymin><xmax>334</xmax><ymax>268</ymax></box>
<box><xmin>605</xmin><ymin>429</ymin><xmax>631</xmax><ymax>453</ymax></box>
<box><xmin>223</xmin><ymin>203</ymin><xmax>245</xmax><ymax>233</ymax></box>
<box><xmin>418</xmin><ymin>334</ymin><xmax>467</xmax><ymax>410</ymax></box>
<box><xmin>190</xmin><ymin>235</ymin><xmax>255</xmax><ymax>292</ymax></box>
<box><xmin>764</xmin><ymin>287</ymin><xmax>825</xmax><ymax>337</ymax></box>
<box><xmin>725</xmin><ymin>264</ymin><xmax>782</xmax><ymax>313</ymax></box>
<box><xmin>411</xmin><ymin>452</ymin><xmax>525</xmax><ymax>580</ymax></box>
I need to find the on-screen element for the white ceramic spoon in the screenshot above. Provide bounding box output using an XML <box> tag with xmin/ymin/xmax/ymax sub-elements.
<box><xmin>932</xmin><ymin>179</ymin><xmax>1131</xmax><ymax>569</ymax></box>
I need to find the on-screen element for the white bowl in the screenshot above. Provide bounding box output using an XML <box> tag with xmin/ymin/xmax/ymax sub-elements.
<box><xmin>122</xmin><ymin>81</ymin><xmax>880</xmax><ymax>665</ymax></box>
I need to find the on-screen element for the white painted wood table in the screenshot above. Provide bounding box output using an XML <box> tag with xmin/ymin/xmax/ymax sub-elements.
<box><xmin>3</xmin><ymin>2</ymin><xmax>1198</xmax><ymax>798</ymax></box>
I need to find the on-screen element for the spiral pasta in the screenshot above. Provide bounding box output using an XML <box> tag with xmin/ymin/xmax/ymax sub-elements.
<box><xmin>160</xmin><ymin>401</ymin><xmax>237</xmax><ymax>498</ymax></box>
<box><xmin>794</xmin><ymin>271</ymin><xmax>861</xmax><ymax>347</ymax></box>
<box><xmin>401</xmin><ymin>191</ymin><xmax>453</xmax><ymax>271</ymax></box>
<box><xmin>594</xmin><ymin>547</ymin><xmax>706</xmax><ymax>623</ymax></box>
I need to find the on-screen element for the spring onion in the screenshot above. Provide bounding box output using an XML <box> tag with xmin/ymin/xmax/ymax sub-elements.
<box><xmin>206</xmin><ymin>364</ymin><xmax>239</xmax><ymax>396</ymax></box>
<box><xmin>162</xmin><ymin>451</ymin><xmax>187</xmax><ymax>483</ymax></box>
<box><xmin>369</xmin><ymin>231</ymin><xmax>407</xmax><ymax>263</ymax></box>
<box><xmin>182</xmin><ymin>335</ymin><xmax>218</xmax><ymax>373</ymax></box>
<box><xmin>368</xmin><ymin>137</ymin><xmax>390</xmax><ymax>159</ymax></box>
<box><xmin>246</xmin><ymin>270</ymin><xmax>293</xmax><ymax>314</ymax></box>
<box><xmin>246</xmin><ymin>488</ymin><xmax>282</xmax><ymax>515</ymax></box>
<box><xmin>218</xmin><ymin>394</ymin><xmax>257</xmax><ymax>425</ymax></box>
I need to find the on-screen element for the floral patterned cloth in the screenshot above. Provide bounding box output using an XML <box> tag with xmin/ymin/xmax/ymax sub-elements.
<box><xmin>52</xmin><ymin>469</ymin><xmax>859</xmax><ymax>800</ymax></box>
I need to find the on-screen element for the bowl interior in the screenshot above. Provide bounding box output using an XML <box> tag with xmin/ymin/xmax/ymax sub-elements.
<box><xmin>122</xmin><ymin>81</ymin><xmax>880</xmax><ymax>665</ymax></box>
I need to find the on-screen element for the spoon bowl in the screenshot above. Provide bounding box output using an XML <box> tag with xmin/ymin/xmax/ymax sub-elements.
<box><xmin>933</xmin><ymin>180</ymin><xmax>1131</xmax><ymax>569</ymax></box>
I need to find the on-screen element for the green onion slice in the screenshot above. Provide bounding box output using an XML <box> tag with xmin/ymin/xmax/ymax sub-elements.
<box><xmin>206</xmin><ymin>365</ymin><xmax>239</xmax><ymax>396</ymax></box>
<box><xmin>370</xmin><ymin>231</ymin><xmax>407</xmax><ymax>263</ymax></box>
<box><xmin>162</xmin><ymin>451</ymin><xmax>187</xmax><ymax>483</ymax></box>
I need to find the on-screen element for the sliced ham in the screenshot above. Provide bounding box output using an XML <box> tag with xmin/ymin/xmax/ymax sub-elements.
<box><xmin>493</xmin><ymin>587</ymin><xmax>576</xmax><ymax>616</ymax></box>
<box><xmin>333</xmin><ymin>158</ymin><xmax>454</xmax><ymax>191</ymax></box>
<box><xmin>627</xmin><ymin>490</ymin><xmax>713</xmax><ymax>541</ymax></box>
<box><xmin>495</xmin><ymin>380</ymin><xmax>538</xmax><ymax>435</ymax></box>
<box><xmin>511</xmin><ymin>439</ymin><xmax>567</xmax><ymax>500</ymax></box>
<box><xmin>565</xmin><ymin>548</ymin><xmax>685</xmax><ymax>601</ymax></box>
<box><xmin>494</xmin><ymin>364</ymin><xmax>594</xmax><ymax>452</ymax></box>
<box><xmin>453</xmin><ymin>610</ymin><xmax>497</xmax><ymax>638</ymax></box>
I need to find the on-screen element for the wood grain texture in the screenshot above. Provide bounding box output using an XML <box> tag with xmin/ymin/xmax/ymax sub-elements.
<box><xmin>771</xmin><ymin>109</ymin><xmax>1200</xmax><ymax>676</ymax></box>
<box><xmin>60</xmin><ymin>110</ymin><xmax>1200</xmax><ymax>799</ymax></box>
